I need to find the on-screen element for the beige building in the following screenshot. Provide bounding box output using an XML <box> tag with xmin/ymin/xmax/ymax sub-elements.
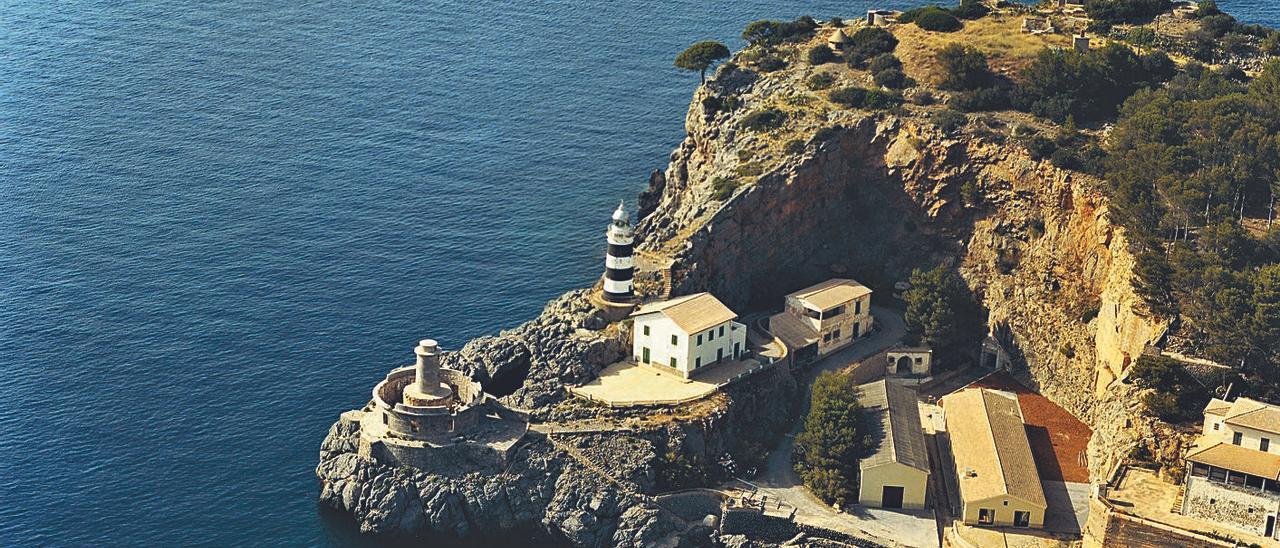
<box><xmin>631</xmin><ymin>293</ymin><xmax>746</xmax><ymax>379</ymax></box>
<box><xmin>857</xmin><ymin>379</ymin><xmax>930</xmax><ymax>509</ymax></box>
<box><xmin>944</xmin><ymin>388</ymin><xmax>1046</xmax><ymax>528</ymax></box>
<box><xmin>769</xmin><ymin>278</ymin><xmax>872</xmax><ymax>362</ymax></box>
<box><xmin>1181</xmin><ymin>397</ymin><xmax>1280</xmax><ymax>540</ymax></box>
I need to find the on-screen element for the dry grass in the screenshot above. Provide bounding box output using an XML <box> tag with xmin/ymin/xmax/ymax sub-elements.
<box><xmin>891</xmin><ymin>15</ymin><xmax>1071</xmax><ymax>85</ymax></box>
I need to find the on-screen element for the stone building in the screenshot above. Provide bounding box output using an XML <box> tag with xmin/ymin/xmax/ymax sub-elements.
<box><xmin>768</xmin><ymin>278</ymin><xmax>872</xmax><ymax>364</ymax></box>
<box><xmin>353</xmin><ymin>339</ymin><xmax>527</xmax><ymax>471</ymax></box>
<box><xmin>886</xmin><ymin>346</ymin><xmax>932</xmax><ymax>377</ymax></box>
<box><xmin>630</xmin><ymin>292</ymin><xmax>746</xmax><ymax>379</ymax></box>
<box><xmin>857</xmin><ymin>379</ymin><xmax>930</xmax><ymax>510</ymax></box>
<box><xmin>827</xmin><ymin>28</ymin><xmax>850</xmax><ymax>53</ymax></box>
<box><xmin>944</xmin><ymin>388</ymin><xmax>1046</xmax><ymax>528</ymax></box>
<box><xmin>1181</xmin><ymin>397</ymin><xmax>1280</xmax><ymax>540</ymax></box>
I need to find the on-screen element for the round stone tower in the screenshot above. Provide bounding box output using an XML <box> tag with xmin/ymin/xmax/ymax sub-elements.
<box><xmin>602</xmin><ymin>201</ymin><xmax>635</xmax><ymax>303</ymax></box>
<box><xmin>402</xmin><ymin>339</ymin><xmax>453</xmax><ymax>407</ymax></box>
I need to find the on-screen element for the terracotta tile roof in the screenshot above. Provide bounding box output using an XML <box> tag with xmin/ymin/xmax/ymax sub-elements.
<box><xmin>1222</xmin><ymin>398</ymin><xmax>1280</xmax><ymax>435</ymax></box>
<box><xmin>632</xmin><ymin>293</ymin><xmax>737</xmax><ymax>334</ymax></box>
<box><xmin>943</xmin><ymin>388</ymin><xmax>1046</xmax><ymax>508</ymax></box>
<box><xmin>1187</xmin><ymin>440</ymin><xmax>1280</xmax><ymax>480</ymax></box>
<box><xmin>858</xmin><ymin>379</ymin><xmax>930</xmax><ymax>472</ymax></box>
<box><xmin>786</xmin><ymin>278</ymin><xmax>871</xmax><ymax>312</ymax></box>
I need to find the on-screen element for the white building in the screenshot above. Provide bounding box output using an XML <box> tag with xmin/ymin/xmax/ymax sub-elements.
<box><xmin>769</xmin><ymin>278</ymin><xmax>873</xmax><ymax>363</ymax></box>
<box><xmin>631</xmin><ymin>293</ymin><xmax>747</xmax><ymax>379</ymax></box>
<box><xmin>1182</xmin><ymin>397</ymin><xmax>1280</xmax><ymax>540</ymax></box>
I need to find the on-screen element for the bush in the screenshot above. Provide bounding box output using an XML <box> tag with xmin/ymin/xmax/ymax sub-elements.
<box><xmin>739</xmin><ymin>108</ymin><xmax>787</xmax><ymax>132</ymax></box>
<box><xmin>914</xmin><ymin>7</ymin><xmax>962</xmax><ymax>32</ymax></box>
<box><xmin>808</xmin><ymin>45</ymin><xmax>837</xmax><ymax>65</ymax></box>
<box><xmin>867</xmin><ymin>53</ymin><xmax>902</xmax><ymax>74</ymax></box>
<box><xmin>932</xmin><ymin>109</ymin><xmax>968</xmax><ymax>134</ymax></box>
<box><xmin>935</xmin><ymin>44</ymin><xmax>991</xmax><ymax>91</ymax></box>
<box><xmin>828</xmin><ymin>86</ymin><xmax>902</xmax><ymax>109</ymax></box>
<box><xmin>1200</xmin><ymin>13</ymin><xmax>1238</xmax><ymax>37</ymax></box>
<box><xmin>845</xmin><ymin>27</ymin><xmax>899</xmax><ymax>67</ymax></box>
<box><xmin>949</xmin><ymin>86</ymin><xmax>1009</xmax><ymax>112</ymax></box>
<box><xmin>785</xmin><ymin>139</ymin><xmax>806</xmax><ymax>154</ymax></box>
<box><xmin>1084</xmin><ymin>0</ymin><xmax>1171</xmax><ymax>24</ymax></box>
<box><xmin>961</xmin><ymin>179</ymin><xmax>980</xmax><ymax>206</ymax></box>
<box><xmin>807</xmin><ymin>72</ymin><xmax>836</xmax><ymax>90</ymax></box>
<box><xmin>952</xmin><ymin>0</ymin><xmax>990</xmax><ymax>19</ymax></box>
<box><xmin>1024</xmin><ymin>134</ymin><xmax>1056</xmax><ymax>159</ymax></box>
<box><xmin>742</xmin><ymin>16</ymin><xmax>819</xmax><ymax>45</ymax></box>
<box><xmin>830</xmin><ymin>16</ymin><xmax>844</xmax><ymax>27</ymax></box>
<box><xmin>711</xmin><ymin>177</ymin><xmax>741</xmax><ymax>200</ymax></box>
<box><xmin>874</xmin><ymin>68</ymin><xmax>910</xmax><ymax>89</ymax></box>
<box><xmin>701</xmin><ymin>94</ymin><xmax>739</xmax><ymax>115</ymax></box>
<box><xmin>756</xmin><ymin>55</ymin><xmax>787</xmax><ymax>72</ymax></box>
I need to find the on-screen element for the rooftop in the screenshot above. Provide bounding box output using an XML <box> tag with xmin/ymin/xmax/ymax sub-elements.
<box><xmin>1220</xmin><ymin>397</ymin><xmax>1280</xmax><ymax>435</ymax></box>
<box><xmin>944</xmin><ymin>388</ymin><xmax>1047</xmax><ymax>508</ymax></box>
<box><xmin>632</xmin><ymin>292</ymin><xmax>738</xmax><ymax>334</ymax></box>
<box><xmin>1186</xmin><ymin>441</ymin><xmax>1280</xmax><ymax>480</ymax></box>
<box><xmin>858</xmin><ymin>379</ymin><xmax>929</xmax><ymax>472</ymax></box>
<box><xmin>786</xmin><ymin>278</ymin><xmax>871</xmax><ymax>312</ymax></box>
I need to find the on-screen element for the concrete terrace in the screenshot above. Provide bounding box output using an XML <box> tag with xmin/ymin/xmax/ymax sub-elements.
<box><xmin>569</xmin><ymin>358</ymin><xmax>772</xmax><ymax>407</ymax></box>
<box><xmin>1105</xmin><ymin>467</ymin><xmax>1276</xmax><ymax>546</ymax></box>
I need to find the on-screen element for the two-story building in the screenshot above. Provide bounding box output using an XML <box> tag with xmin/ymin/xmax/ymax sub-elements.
<box><xmin>768</xmin><ymin>278</ymin><xmax>872</xmax><ymax>363</ymax></box>
<box><xmin>1181</xmin><ymin>397</ymin><xmax>1280</xmax><ymax>541</ymax></box>
<box><xmin>630</xmin><ymin>292</ymin><xmax>747</xmax><ymax>379</ymax></box>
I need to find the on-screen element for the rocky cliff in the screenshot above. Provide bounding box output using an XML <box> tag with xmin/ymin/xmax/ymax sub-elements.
<box><xmin>318</xmin><ymin>43</ymin><xmax>1173</xmax><ymax>546</ymax></box>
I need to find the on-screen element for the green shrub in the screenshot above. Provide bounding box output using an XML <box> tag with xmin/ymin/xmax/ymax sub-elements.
<box><xmin>735</xmin><ymin>162</ymin><xmax>764</xmax><ymax>177</ymax></box>
<box><xmin>739</xmin><ymin>108</ymin><xmax>787</xmax><ymax>131</ymax></box>
<box><xmin>936</xmin><ymin>44</ymin><xmax>991</xmax><ymax>91</ymax></box>
<box><xmin>711</xmin><ymin>177</ymin><xmax>741</xmax><ymax>200</ymax></box>
<box><xmin>830</xmin><ymin>16</ymin><xmax>844</xmax><ymax>27</ymax></box>
<box><xmin>829</xmin><ymin>87</ymin><xmax>902</xmax><ymax>109</ymax></box>
<box><xmin>1024</xmin><ymin>134</ymin><xmax>1056</xmax><ymax>160</ymax></box>
<box><xmin>785</xmin><ymin>139</ymin><xmax>806</xmax><ymax>154</ymax></box>
<box><xmin>808</xmin><ymin>45</ymin><xmax>837</xmax><ymax>65</ymax></box>
<box><xmin>742</xmin><ymin>16</ymin><xmax>820</xmax><ymax>45</ymax></box>
<box><xmin>952</xmin><ymin>0</ymin><xmax>990</xmax><ymax>19</ymax></box>
<box><xmin>914</xmin><ymin>7</ymin><xmax>962</xmax><ymax>32</ymax></box>
<box><xmin>949</xmin><ymin>86</ymin><xmax>1008</xmax><ymax>112</ymax></box>
<box><xmin>756</xmin><ymin>55</ymin><xmax>787</xmax><ymax>72</ymax></box>
<box><xmin>874</xmin><ymin>68</ymin><xmax>910</xmax><ymax>89</ymax></box>
<box><xmin>867</xmin><ymin>53</ymin><xmax>902</xmax><ymax>74</ymax></box>
<box><xmin>844</xmin><ymin>27</ymin><xmax>899</xmax><ymax>67</ymax></box>
<box><xmin>807</xmin><ymin>72</ymin><xmax>836</xmax><ymax>90</ymax></box>
<box><xmin>960</xmin><ymin>180</ymin><xmax>980</xmax><ymax>206</ymax></box>
<box><xmin>701</xmin><ymin>94</ymin><xmax>740</xmax><ymax>115</ymax></box>
<box><xmin>931</xmin><ymin>109</ymin><xmax>967</xmax><ymax>134</ymax></box>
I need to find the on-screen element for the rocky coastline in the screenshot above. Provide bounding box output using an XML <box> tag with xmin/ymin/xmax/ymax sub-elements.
<box><xmin>317</xmin><ymin>32</ymin><xmax>1174</xmax><ymax>546</ymax></box>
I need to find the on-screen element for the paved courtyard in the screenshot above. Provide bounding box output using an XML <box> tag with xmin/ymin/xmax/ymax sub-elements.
<box><xmin>1105</xmin><ymin>467</ymin><xmax>1276</xmax><ymax>546</ymax></box>
<box><xmin>569</xmin><ymin>358</ymin><xmax>769</xmax><ymax>406</ymax></box>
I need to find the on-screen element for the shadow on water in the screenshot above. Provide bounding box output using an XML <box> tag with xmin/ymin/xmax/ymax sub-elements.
<box><xmin>317</xmin><ymin>504</ymin><xmax>571</xmax><ymax>548</ymax></box>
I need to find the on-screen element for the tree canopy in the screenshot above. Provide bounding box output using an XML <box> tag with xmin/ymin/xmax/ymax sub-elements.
<box><xmin>675</xmin><ymin>41</ymin><xmax>731</xmax><ymax>84</ymax></box>
<box><xmin>793</xmin><ymin>371</ymin><xmax>868</xmax><ymax>506</ymax></box>
<box><xmin>935</xmin><ymin>44</ymin><xmax>991</xmax><ymax>91</ymax></box>
<box><xmin>903</xmin><ymin>265</ymin><xmax>979</xmax><ymax>350</ymax></box>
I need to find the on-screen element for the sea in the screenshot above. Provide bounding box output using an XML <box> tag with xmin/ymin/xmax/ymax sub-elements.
<box><xmin>1</xmin><ymin>1</ymin><xmax>1276</xmax><ymax>546</ymax></box>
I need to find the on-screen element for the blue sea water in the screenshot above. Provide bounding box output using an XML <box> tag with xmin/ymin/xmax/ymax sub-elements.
<box><xmin>1</xmin><ymin>1</ymin><xmax>1276</xmax><ymax>546</ymax></box>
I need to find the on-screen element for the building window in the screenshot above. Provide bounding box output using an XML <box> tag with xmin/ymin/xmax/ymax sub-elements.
<box><xmin>643</xmin><ymin>325</ymin><xmax>650</xmax><ymax>336</ymax></box>
<box><xmin>855</xmin><ymin>300</ymin><xmax>862</xmax><ymax>315</ymax></box>
<box><xmin>1229</xmin><ymin>472</ymin><xmax>1247</xmax><ymax>486</ymax></box>
<box><xmin>697</xmin><ymin>334</ymin><xmax>703</xmax><ymax>346</ymax></box>
<box><xmin>1234</xmin><ymin>432</ymin><xmax>1243</xmax><ymax>445</ymax></box>
<box><xmin>719</xmin><ymin>325</ymin><xmax>725</xmax><ymax>337</ymax></box>
<box><xmin>1213</xmin><ymin>422</ymin><xmax>1220</xmax><ymax>430</ymax></box>
<box><xmin>1209</xmin><ymin>467</ymin><xmax>1227</xmax><ymax>482</ymax></box>
<box><xmin>670</xmin><ymin>357</ymin><xmax>677</xmax><ymax>369</ymax></box>
<box><xmin>695</xmin><ymin>357</ymin><xmax>701</xmax><ymax>368</ymax></box>
<box><xmin>1247</xmin><ymin>474</ymin><xmax>1265</xmax><ymax>489</ymax></box>
<box><xmin>382</xmin><ymin>413</ymin><xmax>389</xmax><ymax>425</ymax></box>
<box><xmin>1263</xmin><ymin>438</ymin><xmax>1271</xmax><ymax>452</ymax></box>
<box><xmin>978</xmin><ymin>509</ymin><xmax>994</xmax><ymax>525</ymax></box>
<box><xmin>708</xmin><ymin>329</ymin><xmax>715</xmax><ymax>341</ymax></box>
<box><xmin>833</xmin><ymin>329</ymin><xmax>841</xmax><ymax>339</ymax></box>
<box><xmin>827</xmin><ymin>305</ymin><xmax>845</xmax><ymax>317</ymax></box>
<box><xmin>671</xmin><ymin>334</ymin><xmax>678</xmax><ymax>346</ymax></box>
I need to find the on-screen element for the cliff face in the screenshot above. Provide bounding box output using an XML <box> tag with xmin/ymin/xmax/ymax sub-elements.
<box><xmin>319</xmin><ymin>52</ymin><xmax>1174</xmax><ymax>545</ymax></box>
<box><xmin>637</xmin><ymin>67</ymin><xmax>1166</xmax><ymax>478</ymax></box>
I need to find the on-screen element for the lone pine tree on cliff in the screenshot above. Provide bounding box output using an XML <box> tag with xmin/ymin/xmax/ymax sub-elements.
<box><xmin>675</xmin><ymin>40</ymin><xmax>730</xmax><ymax>84</ymax></box>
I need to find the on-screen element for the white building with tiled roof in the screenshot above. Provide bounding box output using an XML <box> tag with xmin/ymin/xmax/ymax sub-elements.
<box><xmin>857</xmin><ymin>379</ymin><xmax>930</xmax><ymax>509</ymax></box>
<box><xmin>943</xmin><ymin>388</ymin><xmax>1046</xmax><ymax>528</ymax></box>
<box><xmin>630</xmin><ymin>293</ymin><xmax>746</xmax><ymax>379</ymax></box>
<box><xmin>1181</xmin><ymin>396</ymin><xmax>1280</xmax><ymax>540</ymax></box>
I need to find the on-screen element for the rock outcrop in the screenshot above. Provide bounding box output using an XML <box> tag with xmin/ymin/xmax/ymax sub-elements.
<box><xmin>320</xmin><ymin>41</ymin><xmax>1171</xmax><ymax>546</ymax></box>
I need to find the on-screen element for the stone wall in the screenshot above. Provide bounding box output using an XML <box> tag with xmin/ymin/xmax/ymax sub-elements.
<box><xmin>1184</xmin><ymin>476</ymin><xmax>1280</xmax><ymax>537</ymax></box>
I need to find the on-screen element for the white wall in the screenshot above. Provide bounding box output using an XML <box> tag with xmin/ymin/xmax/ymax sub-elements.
<box><xmin>1203</xmin><ymin>417</ymin><xmax>1280</xmax><ymax>455</ymax></box>
<box><xmin>632</xmin><ymin>314</ymin><xmax>746</xmax><ymax>377</ymax></box>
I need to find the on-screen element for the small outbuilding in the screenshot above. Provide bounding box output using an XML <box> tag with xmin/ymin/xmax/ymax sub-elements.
<box><xmin>886</xmin><ymin>347</ymin><xmax>932</xmax><ymax>377</ymax></box>
<box><xmin>943</xmin><ymin>388</ymin><xmax>1047</xmax><ymax>528</ymax></box>
<box><xmin>857</xmin><ymin>379</ymin><xmax>930</xmax><ymax>510</ymax></box>
<box><xmin>827</xmin><ymin>28</ymin><xmax>851</xmax><ymax>52</ymax></box>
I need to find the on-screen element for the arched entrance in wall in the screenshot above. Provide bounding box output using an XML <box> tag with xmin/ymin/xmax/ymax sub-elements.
<box><xmin>897</xmin><ymin>356</ymin><xmax>912</xmax><ymax>372</ymax></box>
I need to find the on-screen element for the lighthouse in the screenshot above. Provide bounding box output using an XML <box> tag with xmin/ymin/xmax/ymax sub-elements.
<box><xmin>602</xmin><ymin>201</ymin><xmax>635</xmax><ymax>303</ymax></box>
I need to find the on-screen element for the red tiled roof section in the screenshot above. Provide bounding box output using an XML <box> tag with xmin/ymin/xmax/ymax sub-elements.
<box><xmin>971</xmin><ymin>372</ymin><xmax>1093</xmax><ymax>483</ymax></box>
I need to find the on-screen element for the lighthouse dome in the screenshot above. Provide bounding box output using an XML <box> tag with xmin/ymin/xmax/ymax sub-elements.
<box><xmin>612</xmin><ymin>201</ymin><xmax>628</xmax><ymax>223</ymax></box>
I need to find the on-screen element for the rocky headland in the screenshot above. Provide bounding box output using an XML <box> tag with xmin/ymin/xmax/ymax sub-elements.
<box><xmin>317</xmin><ymin>20</ymin><xmax>1181</xmax><ymax>546</ymax></box>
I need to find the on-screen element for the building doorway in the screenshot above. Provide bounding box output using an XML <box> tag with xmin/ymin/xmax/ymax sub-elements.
<box><xmin>642</xmin><ymin>347</ymin><xmax>650</xmax><ymax>363</ymax></box>
<box><xmin>734</xmin><ymin>342</ymin><xmax>740</xmax><ymax>359</ymax></box>
<box><xmin>881</xmin><ymin>486</ymin><xmax>904</xmax><ymax>509</ymax></box>
<box><xmin>1267</xmin><ymin>515</ymin><xmax>1276</xmax><ymax>538</ymax></box>
<box><xmin>717</xmin><ymin>348</ymin><xmax>723</xmax><ymax>362</ymax></box>
<box><xmin>978</xmin><ymin>508</ymin><xmax>994</xmax><ymax>525</ymax></box>
<box><xmin>1014</xmin><ymin>510</ymin><xmax>1031</xmax><ymax>528</ymax></box>
<box><xmin>897</xmin><ymin>356</ymin><xmax>912</xmax><ymax>373</ymax></box>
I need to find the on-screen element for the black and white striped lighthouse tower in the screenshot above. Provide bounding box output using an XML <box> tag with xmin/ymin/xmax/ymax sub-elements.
<box><xmin>602</xmin><ymin>201</ymin><xmax>635</xmax><ymax>303</ymax></box>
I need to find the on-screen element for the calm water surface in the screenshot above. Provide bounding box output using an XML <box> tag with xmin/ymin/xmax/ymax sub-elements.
<box><xmin>1</xmin><ymin>1</ymin><xmax>1275</xmax><ymax>545</ymax></box>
